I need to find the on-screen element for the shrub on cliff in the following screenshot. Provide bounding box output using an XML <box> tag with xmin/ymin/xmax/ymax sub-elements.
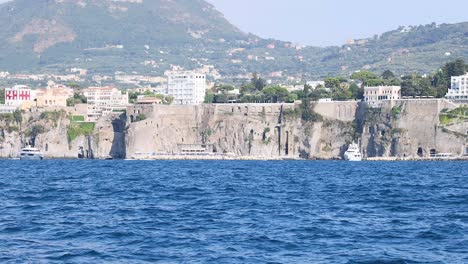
<box><xmin>439</xmin><ymin>106</ymin><xmax>468</xmax><ymax>125</ymax></box>
<box><xmin>300</xmin><ymin>99</ymin><xmax>323</xmax><ymax>123</ymax></box>
<box><xmin>13</xmin><ymin>110</ymin><xmax>22</xmax><ymax>124</ymax></box>
<box><xmin>40</xmin><ymin>110</ymin><xmax>67</xmax><ymax>127</ymax></box>
<box><xmin>67</xmin><ymin>122</ymin><xmax>95</xmax><ymax>143</ymax></box>
<box><xmin>392</xmin><ymin>105</ymin><xmax>402</xmax><ymax>119</ymax></box>
<box><xmin>0</xmin><ymin>113</ymin><xmax>14</xmax><ymax>123</ymax></box>
<box><xmin>136</xmin><ymin>114</ymin><xmax>147</xmax><ymax>122</ymax></box>
<box><xmin>7</xmin><ymin>126</ymin><xmax>19</xmax><ymax>133</ymax></box>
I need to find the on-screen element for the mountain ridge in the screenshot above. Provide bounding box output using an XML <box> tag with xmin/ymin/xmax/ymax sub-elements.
<box><xmin>0</xmin><ymin>0</ymin><xmax>467</xmax><ymax>81</ymax></box>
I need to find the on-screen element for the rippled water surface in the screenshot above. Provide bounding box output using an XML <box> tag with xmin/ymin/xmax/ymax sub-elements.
<box><xmin>0</xmin><ymin>160</ymin><xmax>467</xmax><ymax>263</ymax></box>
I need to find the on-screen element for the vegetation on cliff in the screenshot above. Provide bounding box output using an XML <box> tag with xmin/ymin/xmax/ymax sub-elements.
<box><xmin>40</xmin><ymin>110</ymin><xmax>67</xmax><ymax>127</ymax></box>
<box><xmin>0</xmin><ymin>110</ymin><xmax>23</xmax><ymax>132</ymax></box>
<box><xmin>67</xmin><ymin>122</ymin><xmax>96</xmax><ymax>143</ymax></box>
<box><xmin>67</xmin><ymin>93</ymin><xmax>88</xmax><ymax>107</ymax></box>
<box><xmin>0</xmin><ymin>89</ymin><xmax>4</xmax><ymax>104</ymax></box>
<box><xmin>392</xmin><ymin>105</ymin><xmax>402</xmax><ymax>119</ymax></box>
<box><xmin>439</xmin><ymin>107</ymin><xmax>468</xmax><ymax>125</ymax></box>
<box><xmin>129</xmin><ymin>90</ymin><xmax>174</xmax><ymax>105</ymax></box>
<box><xmin>206</xmin><ymin>74</ymin><xmax>298</xmax><ymax>104</ymax></box>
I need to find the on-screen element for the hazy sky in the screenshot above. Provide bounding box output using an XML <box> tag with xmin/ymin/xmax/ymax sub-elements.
<box><xmin>1</xmin><ymin>0</ymin><xmax>467</xmax><ymax>46</ymax></box>
<box><xmin>207</xmin><ymin>0</ymin><xmax>468</xmax><ymax>46</ymax></box>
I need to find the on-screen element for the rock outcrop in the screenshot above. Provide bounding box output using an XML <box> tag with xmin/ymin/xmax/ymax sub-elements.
<box><xmin>359</xmin><ymin>100</ymin><xmax>467</xmax><ymax>158</ymax></box>
<box><xmin>0</xmin><ymin>109</ymin><xmax>125</xmax><ymax>159</ymax></box>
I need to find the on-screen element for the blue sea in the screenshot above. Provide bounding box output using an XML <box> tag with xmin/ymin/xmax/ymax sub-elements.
<box><xmin>0</xmin><ymin>160</ymin><xmax>467</xmax><ymax>263</ymax></box>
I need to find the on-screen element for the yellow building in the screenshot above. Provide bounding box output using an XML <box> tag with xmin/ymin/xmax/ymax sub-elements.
<box><xmin>36</xmin><ymin>86</ymin><xmax>74</xmax><ymax>108</ymax></box>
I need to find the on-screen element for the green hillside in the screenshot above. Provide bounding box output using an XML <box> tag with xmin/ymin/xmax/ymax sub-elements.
<box><xmin>0</xmin><ymin>0</ymin><xmax>466</xmax><ymax>80</ymax></box>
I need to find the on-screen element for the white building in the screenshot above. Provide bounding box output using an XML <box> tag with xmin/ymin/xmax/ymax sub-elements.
<box><xmin>446</xmin><ymin>73</ymin><xmax>468</xmax><ymax>100</ymax></box>
<box><xmin>84</xmin><ymin>87</ymin><xmax>128</xmax><ymax>118</ymax></box>
<box><xmin>166</xmin><ymin>71</ymin><xmax>207</xmax><ymax>105</ymax></box>
<box><xmin>306</xmin><ymin>81</ymin><xmax>325</xmax><ymax>89</ymax></box>
<box><xmin>4</xmin><ymin>85</ymin><xmax>36</xmax><ymax>107</ymax></box>
<box><xmin>0</xmin><ymin>105</ymin><xmax>17</xmax><ymax>113</ymax></box>
<box><xmin>364</xmin><ymin>86</ymin><xmax>401</xmax><ymax>107</ymax></box>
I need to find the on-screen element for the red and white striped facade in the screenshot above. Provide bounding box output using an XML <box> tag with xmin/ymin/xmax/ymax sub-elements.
<box><xmin>5</xmin><ymin>85</ymin><xmax>35</xmax><ymax>106</ymax></box>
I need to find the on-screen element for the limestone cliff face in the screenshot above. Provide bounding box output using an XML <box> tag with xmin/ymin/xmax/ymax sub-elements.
<box><xmin>125</xmin><ymin>103</ymin><xmax>355</xmax><ymax>159</ymax></box>
<box><xmin>0</xmin><ymin>100</ymin><xmax>465</xmax><ymax>160</ymax></box>
<box><xmin>126</xmin><ymin>100</ymin><xmax>467</xmax><ymax>160</ymax></box>
<box><xmin>359</xmin><ymin>100</ymin><xmax>467</xmax><ymax>158</ymax></box>
<box><xmin>0</xmin><ymin>110</ymin><xmax>125</xmax><ymax>159</ymax></box>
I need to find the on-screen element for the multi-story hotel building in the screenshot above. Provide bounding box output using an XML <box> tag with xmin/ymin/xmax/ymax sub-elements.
<box><xmin>446</xmin><ymin>73</ymin><xmax>468</xmax><ymax>100</ymax></box>
<box><xmin>166</xmin><ymin>71</ymin><xmax>207</xmax><ymax>105</ymax></box>
<box><xmin>84</xmin><ymin>87</ymin><xmax>128</xmax><ymax>118</ymax></box>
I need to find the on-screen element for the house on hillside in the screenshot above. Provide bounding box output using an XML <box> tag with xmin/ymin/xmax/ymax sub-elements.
<box><xmin>364</xmin><ymin>86</ymin><xmax>401</xmax><ymax>107</ymax></box>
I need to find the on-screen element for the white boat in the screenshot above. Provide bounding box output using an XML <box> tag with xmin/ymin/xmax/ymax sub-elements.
<box><xmin>344</xmin><ymin>142</ymin><xmax>362</xmax><ymax>161</ymax></box>
<box><xmin>19</xmin><ymin>146</ymin><xmax>44</xmax><ymax>160</ymax></box>
<box><xmin>430</xmin><ymin>153</ymin><xmax>453</xmax><ymax>159</ymax></box>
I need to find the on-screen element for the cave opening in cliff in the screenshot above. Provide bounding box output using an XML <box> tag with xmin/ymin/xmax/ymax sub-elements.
<box><xmin>417</xmin><ymin>147</ymin><xmax>424</xmax><ymax>157</ymax></box>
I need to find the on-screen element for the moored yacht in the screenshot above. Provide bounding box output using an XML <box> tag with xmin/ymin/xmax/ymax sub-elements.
<box><xmin>344</xmin><ymin>142</ymin><xmax>362</xmax><ymax>161</ymax></box>
<box><xmin>19</xmin><ymin>146</ymin><xmax>44</xmax><ymax>160</ymax></box>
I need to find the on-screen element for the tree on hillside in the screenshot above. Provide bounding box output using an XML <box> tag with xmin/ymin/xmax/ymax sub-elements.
<box><xmin>432</xmin><ymin>70</ymin><xmax>449</xmax><ymax>98</ymax></box>
<box><xmin>445</xmin><ymin>59</ymin><xmax>467</xmax><ymax>77</ymax></box>
<box><xmin>68</xmin><ymin>83</ymin><xmax>80</xmax><ymax>89</ymax></box>
<box><xmin>351</xmin><ymin>71</ymin><xmax>384</xmax><ymax>87</ymax></box>
<box><xmin>381</xmin><ymin>70</ymin><xmax>396</xmax><ymax>80</ymax></box>
<box><xmin>324</xmin><ymin>78</ymin><xmax>341</xmax><ymax>89</ymax></box>
<box><xmin>68</xmin><ymin>92</ymin><xmax>88</xmax><ymax>106</ymax></box>
<box><xmin>349</xmin><ymin>83</ymin><xmax>364</xmax><ymax>100</ymax></box>
<box><xmin>204</xmin><ymin>92</ymin><xmax>215</xmax><ymax>103</ymax></box>
<box><xmin>301</xmin><ymin>84</ymin><xmax>313</xmax><ymax>121</ymax></box>
<box><xmin>331</xmin><ymin>87</ymin><xmax>352</xmax><ymax>101</ymax></box>
<box><xmin>263</xmin><ymin>86</ymin><xmax>289</xmax><ymax>103</ymax></box>
<box><xmin>128</xmin><ymin>92</ymin><xmax>139</xmax><ymax>104</ymax></box>
<box><xmin>164</xmin><ymin>96</ymin><xmax>174</xmax><ymax>105</ymax></box>
<box><xmin>303</xmin><ymin>84</ymin><xmax>311</xmax><ymax>97</ymax></box>
<box><xmin>240</xmin><ymin>83</ymin><xmax>256</xmax><ymax>94</ymax></box>
<box><xmin>13</xmin><ymin>110</ymin><xmax>22</xmax><ymax>124</ymax></box>
<box><xmin>251</xmin><ymin>73</ymin><xmax>266</xmax><ymax>91</ymax></box>
<box><xmin>0</xmin><ymin>89</ymin><xmax>4</xmax><ymax>104</ymax></box>
<box><xmin>380</xmin><ymin>70</ymin><xmax>401</xmax><ymax>85</ymax></box>
<box><xmin>401</xmin><ymin>75</ymin><xmax>436</xmax><ymax>97</ymax></box>
<box><xmin>431</xmin><ymin>59</ymin><xmax>468</xmax><ymax>97</ymax></box>
<box><xmin>216</xmin><ymin>84</ymin><xmax>235</xmax><ymax>94</ymax></box>
<box><xmin>351</xmin><ymin>71</ymin><xmax>377</xmax><ymax>82</ymax></box>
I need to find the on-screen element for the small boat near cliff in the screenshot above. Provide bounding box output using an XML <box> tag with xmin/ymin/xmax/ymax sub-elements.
<box><xmin>19</xmin><ymin>146</ymin><xmax>44</xmax><ymax>160</ymax></box>
<box><xmin>344</xmin><ymin>142</ymin><xmax>362</xmax><ymax>161</ymax></box>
